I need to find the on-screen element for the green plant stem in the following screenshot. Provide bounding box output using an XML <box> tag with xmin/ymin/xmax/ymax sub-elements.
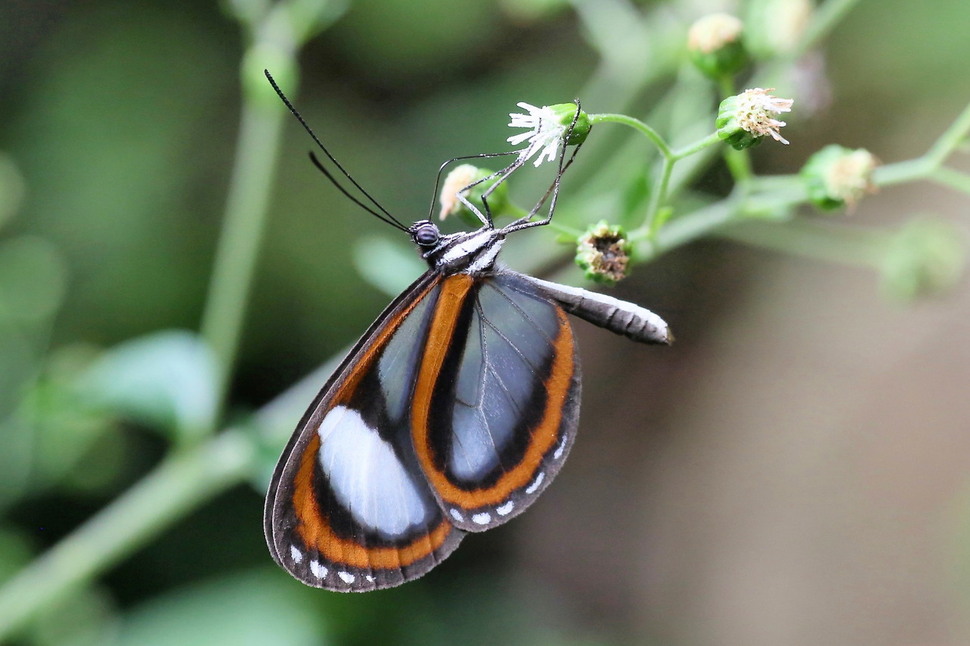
<box><xmin>589</xmin><ymin>115</ymin><xmax>728</xmax><ymax>234</ymax></box>
<box><xmin>199</xmin><ymin>90</ymin><xmax>286</xmax><ymax>416</ymax></box>
<box><xmin>643</xmin><ymin>157</ymin><xmax>675</xmax><ymax>233</ymax></box>
<box><xmin>930</xmin><ymin>166</ymin><xmax>970</xmax><ymax>194</ymax></box>
<box><xmin>645</xmin><ymin>199</ymin><xmax>739</xmax><ymax>257</ymax></box>
<box><xmin>644</xmin><ymin>132</ymin><xmax>728</xmax><ymax>233</ymax></box>
<box><xmin>0</xmin><ymin>2</ymin><xmax>345</xmax><ymax>637</ymax></box>
<box><xmin>671</xmin><ymin>132</ymin><xmax>722</xmax><ymax>160</ymax></box>
<box><xmin>590</xmin><ymin>113</ymin><xmax>672</xmax><ymax>156</ymax></box>
<box><xmin>718</xmin><ymin>219</ymin><xmax>889</xmax><ymax>269</ymax></box>
<box><xmin>0</xmin><ymin>431</ymin><xmax>256</xmax><ymax>641</ymax></box>
<box><xmin>875</xmin><ymin>101</ymin><xmax>970</xmax><ymax>189</ymax></box>
<box><xmin>723</xmin><ymin>147</ymin><xmax>754</xmax><ymax>185</ymax></box>
<box><xmin>924</xmin><ymin>99</ymin><xmax>970</xmax><ymax>167</ymax></box>
<box><xmin>199</xmin><ymin>0</ymin><xmax>349</xmax><ymax>418</ymax></box>
<box><xmin>0</xmin><ymin>328</ymin><xmax>341</xmax><ymax>642</ymax></box>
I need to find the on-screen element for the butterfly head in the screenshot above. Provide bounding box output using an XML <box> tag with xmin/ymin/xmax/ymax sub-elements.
<box><xmin>409</xmin><ymin>220</ymin><xmax>441</xmax><ymax>249</ymax></box>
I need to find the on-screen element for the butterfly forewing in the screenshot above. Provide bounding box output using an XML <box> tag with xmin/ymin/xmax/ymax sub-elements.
<box><xmin>410</xmin><ymin>272</ymin><xmax>581</xmax><ymax>532</ymax></box>
<box><xmin>265</xmin><ymin>272</ymin><xmax>465</xmax><ymax>591</ymax></box>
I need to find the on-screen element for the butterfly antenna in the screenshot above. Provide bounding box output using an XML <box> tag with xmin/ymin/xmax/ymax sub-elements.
<box><xmin>265</xmin><ymin>70</ymin><xmax>409</xmax><ymax>232</ymax></box>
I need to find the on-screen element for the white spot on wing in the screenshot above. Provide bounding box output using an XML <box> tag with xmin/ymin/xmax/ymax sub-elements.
<box><xmin>472</xmin><ymin>512</ymin><xmax>492</xmax><ymax>525</ymax></box>
<box><xmin>450</xmin><ymin>508</ymin><xmax>465</xmax><ymax>522</ymax></box>
<box><xmin>496</xmin><ymin>501</ymin><xmax>515</xmax><ymax>516</ymax></box>
<box><xmin>290</xmin><ymin>545</ymin><xmax>303</xmax><ymax>564</ymax></box>
<box><xmin>338</xmin><ymin>571</ymin><xmax>355</xmax><ymax>584</ymax></box>
<box><xmin>553</xmin><ymin>436</ymin><xmax>567</xmax><ymax>460</ymax></box>
<box><xmin>525</xmin><ymin>471</ymin><xmax>545</xmax><ymax>494</ymax></box>
<box><xmin>366</xmin><ymin>575</ymin><xmax>376</xmax><ymax>583</ymax></box>
<box><xmin>318</xmin><ymin>406</ymin><xmax>431</xmax><ymax>536</ymax></box>
<box><xmin>310</xmin><ymin>560</ymin><xmax>327</xmax><ymax>579</ymax></box>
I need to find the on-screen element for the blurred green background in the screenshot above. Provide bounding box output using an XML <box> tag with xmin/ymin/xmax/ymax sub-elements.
<box><xmin>2</xmin><ymin>0</ymin><xmax>970</xmax><ymax>644</ymax></box>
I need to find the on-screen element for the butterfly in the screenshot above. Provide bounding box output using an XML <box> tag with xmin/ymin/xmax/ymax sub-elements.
<box><xmin>262</xmin><ymin>71</ymin><xmax>671</xmax><ymax>592</ymax></box>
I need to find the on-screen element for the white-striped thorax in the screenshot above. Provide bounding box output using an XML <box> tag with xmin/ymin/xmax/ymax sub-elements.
<box><xmin>410</xmin><ymin>220</ymin><xmax>506</xmax><ymax>276</ymax></box>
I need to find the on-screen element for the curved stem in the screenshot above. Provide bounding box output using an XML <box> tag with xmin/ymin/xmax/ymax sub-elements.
<box><xmin>930</xmin><ymin>166</ymin><xmax>970</xmax><ymax>195</ymax></box>
<box><xmin>643</xmin><ymin>157</ymin><xmax>675</xmax><ymax>233</ymax></box>
<box><xmin>671</xmin><ymin>131</ymin><xmax>722</xmax><ymax>160</ymax></box>
<box><xmin>590</xmin><ymin>113</ymin><xmax>673</xmax><ymax>156</ymax></box>
<box><xmin>588</xmin><ymin>117</ymin><xmax>726</xmax><ymax>234</ymax></box>
<box><xmin>645</xmin><ymin>199</ymin><xmax>739</xmax><ymax>257</ymax></box>
<box><xmin>924</xmin><ymin>100</ymin><xmax>970</xmax><ymax>167</ymax></box>
<box><xmin>0</xmin><ymin>431</ymin><xmax>257</xmax><ymax>641</ymax></box>
<box><xmin>0</xmin><ymin>2</ymin><xmax>341</xmax><ymax>638</ymax></box>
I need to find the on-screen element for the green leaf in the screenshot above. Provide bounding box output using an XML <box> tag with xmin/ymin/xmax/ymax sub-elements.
<box><xmin>111</xmin><ymin>570</ymin><xmax>322</xmax><ymax>646</ymax></box>
<box><xmin>352</xmin><ymin>235</ymin><xmax>425</xmax><ymax>298</ymax></box>
<box><xmin>81</xmin><ymin>330</ymin><xmax>218</xmax><ymax>439</ymax></box>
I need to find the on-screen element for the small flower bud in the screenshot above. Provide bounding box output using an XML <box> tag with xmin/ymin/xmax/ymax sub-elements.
<box><xmin>716</xmin><ymin>87</ymin><xmax>794</xmax><ymax>150</ymax></box>
<box><xmin>439</xmin><ymin>165</ymin><xmax>510</xmax><ymax>226</ymax></box>
<box><xmin>687</xmin><ymin>13</ymin><xmax>749</xmax><ymax>79</ymax></box>
<box><xmin>575</xmin><ymin>221</ymin><xmax>633</xmax><ymax>284</ymax></box>
<box><xmin>547</xmin><ymin>103</ymin><xmax>592</xmax><ymax>146</ymax></box>
<box><xmin>508</xmin><ymin>102</ymin><xmax>591</xmax><ymax>166</ymax></box>
<box><xmin>880</xmin><ymin>218</ymin><xmax>966</xmax><ymax>301</ymax></box>
<box><xmin>801</xmin><ymin>145</ymin><xmax>878</xmax><ymax>211</ymax></box>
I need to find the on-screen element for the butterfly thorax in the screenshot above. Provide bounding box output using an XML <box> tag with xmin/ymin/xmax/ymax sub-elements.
<box><xmin>409</xmin><ymin>220</ymin><xmax>506</xmax><ymax>276</ymax></box>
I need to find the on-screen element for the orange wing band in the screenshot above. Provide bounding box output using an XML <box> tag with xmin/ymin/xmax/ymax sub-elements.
<box><xmin>411</xmin><ymin>275</ymin><xmax>575</xmax><ymax>508</ymax></box>
<box><xmin>292</xmin><ymin>433</ymin><xmax>452</xmax><ymax>569</ymax></box>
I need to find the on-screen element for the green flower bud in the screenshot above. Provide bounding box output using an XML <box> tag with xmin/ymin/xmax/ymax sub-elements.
<box><xmin>716</xmin><ymin>87</ymin><xmax>794</xmax><ymax>150</ymax></box>
<box><xmin>687</xmin><ymin>13</ymin><xmax>749</xmax><ymax>79</ymax></box>
<box><xmin>802</xmin><ymin>145</ymin><xmax>878</xmax><ymax>211</ymax></box>
<box><xmin>438</xmin><ymin>165</ymin><xmax>510</xmax><ymax>227</ymax></box>
<box><xmin>575</xmin><ymin>221</ymin><xmax>632</xmax><ymax>284</ymax></box>
<box><xmin>547</xmin><ymin>103</ymin><xmax>592</xmax><ymax>146</ymax></box>
<box><xmin>880</xmin><ymin>218</ymin><xmax>966</xmax><ymax>301</ymax></box>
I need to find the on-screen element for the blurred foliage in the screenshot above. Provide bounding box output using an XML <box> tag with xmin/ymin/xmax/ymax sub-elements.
<box><xmin>1</xmin><ymin>0</ymin><xmax>969</xmax><ymax>644</ymax></box>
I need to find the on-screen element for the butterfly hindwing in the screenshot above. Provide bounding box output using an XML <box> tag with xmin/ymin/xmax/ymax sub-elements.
<box><xmin>264</xmin><ymin>271</ymin><xmax>465</xmax><ymax>591</ymax></box>
<box><xmin>410</xmin><ymin>271</ymin><xmax>581</xmax><ymax>532</ymax></box>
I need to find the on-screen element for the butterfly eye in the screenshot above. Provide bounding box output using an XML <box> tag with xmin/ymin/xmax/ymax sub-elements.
<box><xmin>411</xmin><ymin>221</ymin><xmax>440</xmax><ymax>247</ymax></box>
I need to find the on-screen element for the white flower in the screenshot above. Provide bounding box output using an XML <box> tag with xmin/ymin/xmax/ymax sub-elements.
<box><xmin>507</xmin><ymin>102</ymin><xmax>566</xmax><ymax>167</ymax></box>
<box><xmin>736</xmin><ymin>87</ymin><xmax>794</xmax><ymax>144</ymax></box>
